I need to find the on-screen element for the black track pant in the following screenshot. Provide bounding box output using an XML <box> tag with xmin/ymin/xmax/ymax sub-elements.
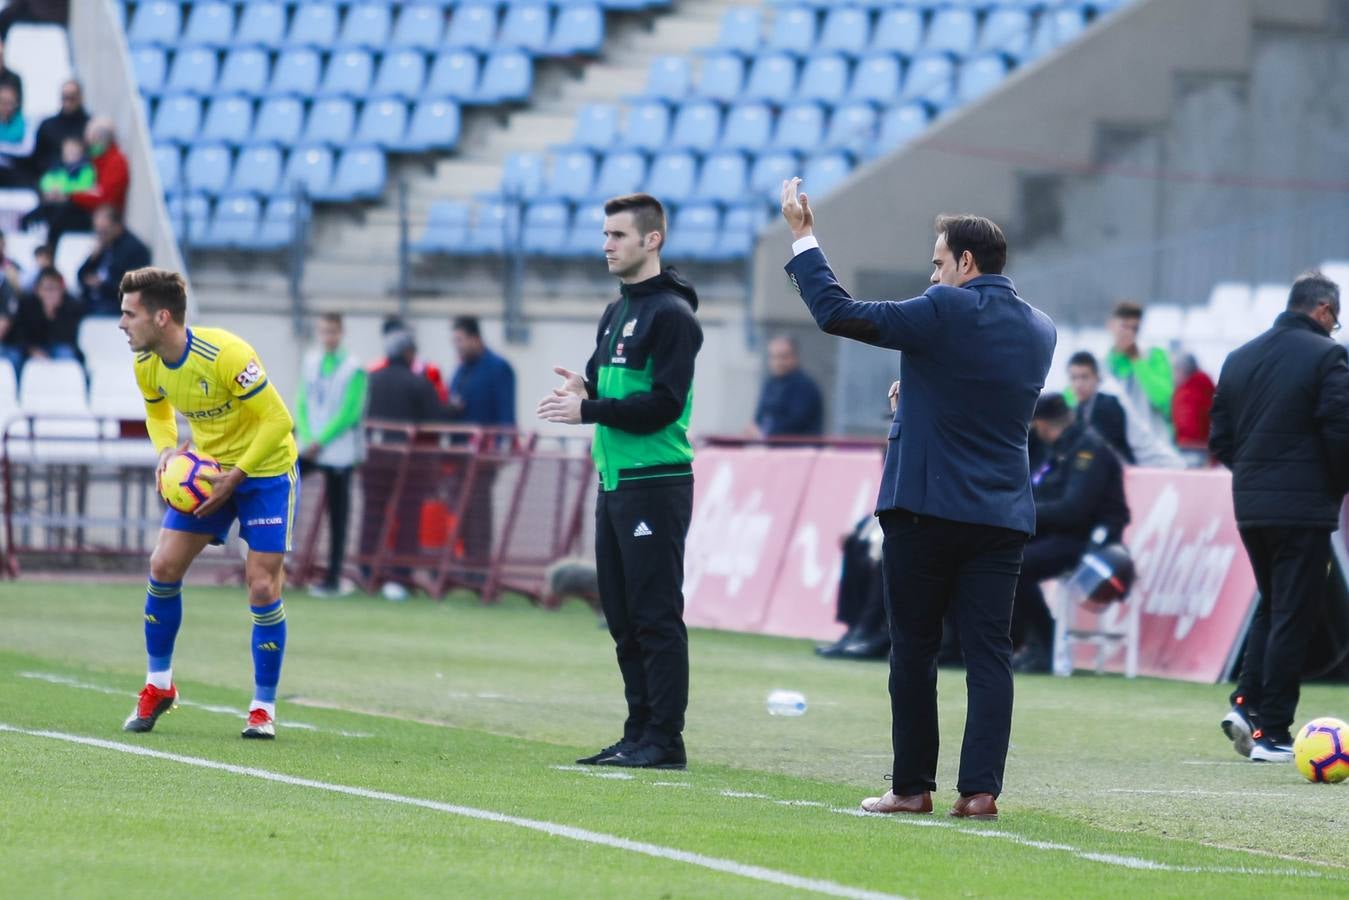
<box><xmin>595</xmin><ymin>482</ymin><xmax>693</xmax><ymax>749</ymax></box>
<box><xmin>1232</xmin><ymin>526</ymin><xmax>1332</xmax><ymax>742</ymax></box>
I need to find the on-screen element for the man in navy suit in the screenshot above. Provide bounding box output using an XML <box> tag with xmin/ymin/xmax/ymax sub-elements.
<box><xmin>1067</xmin><ymin>351</ymin><xmax>1134</xmax><ymax>463</ymax></box>
<box><xmin>780</xmin><ymin>178</ymin><xmax>1056</xmax><ymax>820</ymax></box>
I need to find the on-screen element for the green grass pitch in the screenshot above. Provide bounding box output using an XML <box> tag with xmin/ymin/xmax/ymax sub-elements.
<box><xmin>1</xmin><ymin>580</ymin><xmax>1345</xmax><ymax>899</ymax></box>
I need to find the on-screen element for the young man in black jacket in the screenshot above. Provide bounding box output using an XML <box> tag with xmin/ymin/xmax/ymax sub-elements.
<box><xmin>538</xmin><ymin>193</ymin><xmax>702</xmax><ymax>770</ymax></box>
<box><xmin>1211</xmin><ymin>271</ymin><xmax>1349</xmax><ymax>762</ymax></box>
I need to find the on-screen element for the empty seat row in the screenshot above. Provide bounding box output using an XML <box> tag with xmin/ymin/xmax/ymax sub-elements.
<box><xmin>167</xmin><ymin>193</ymin><xmax>311</xmax><ymax>250</ymax></box>
<box><xmin>127</xmin><ymin>1</ymin><xmax>605</xmax><ymax>56</ymax></box>
<box><xmin>157</xmin><ymin>144</ymin><xmax>386</xmax><ymax>201</ymax></box>
<box><xmin>150</xmin><ymin>94</ymin><xmax>461</xmax><ymax>151</ymax></box>
<box><xmin>132</xmin><ymin>46</ymin><xmax>532</xmax><ymax>104</ymax></box>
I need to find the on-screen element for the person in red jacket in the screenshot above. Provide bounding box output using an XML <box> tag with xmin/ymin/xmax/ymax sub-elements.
<box><xmin>1172</xmin><ymin>351</ymin><xmax>1215</xmax><ymax>467</ymax></box>
<box><xmin>21</xmin><ymin>117</ymin><xmax>129</xmax><ymax>250</ymax></box>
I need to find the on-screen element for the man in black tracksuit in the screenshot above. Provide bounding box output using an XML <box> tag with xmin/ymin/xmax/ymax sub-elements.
<box><xmin>1210</xmin><ymin>272</ymin><xmax>1349</xmax><ymax>763</ymax></box>
<box><xmin>538</xmin><ymin>193</ymin><xmax>702</xmax><ymax>770</ymax></box>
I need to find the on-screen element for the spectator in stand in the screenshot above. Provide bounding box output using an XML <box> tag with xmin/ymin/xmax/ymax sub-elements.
<box><xmin>751</xmin><ymin>335</ymin><xmax>824</xmax><ymax>438</ymax></box>
<box><xmin>367</xmin><ymin>315</ymin><xmax>447</xmax><ymax>403</ymax></box>
<box><xmin>23</xmin><ymin>117</ymin><xmax>129</xmax><ymax>250</ymax></box>
<box><xmin>447</xmin><ymin>315</ymin><xmax>516</xmax><ymax>426</ymax></box>
<box><xmin>0</xmin><ymin>228</ymin><xmax>22</xmax><ymax>293</ymax></box>
<box><xmin>1106</xmin><ymin>300</ymin><xmax>1173</xmax><ymax>433</ymax></box>
<box><xmin>28</xmin><ymin>80</ymin><xmax>88</xmax><ymax>179</ymax></box>
<box><xmin>0</xmin><ymin>1</ymin><xmax>70</xmax><ymax>40</ymax></box>
<box><xmin>0</xmin><ymin>82</ymin><xmax>28</xmax><ymax>187</ymax></box>
<box><xmin>77</xmin><ymin>205</ymin><xmax>151</xmax><ymax>316</ymax></box>
<box><xmin>21</xmin><ymin>242</ymin><xmax>51</xmax><ymax>292</ymax></box>
<box><xmin>39</xmin><ymin>136</ymin><xmax>93</xmax><ymax>198</ymax></box>
<box><xmin>1011</xmin><ymin>394</ymin><xmax>1130</xmax><ymax>673</ymax></box>
<box><xmin>0</xmin><ymin>243</ymin><xmax>17</xmax><ymax>351</ymax></box>
<box><xmin>0</xmin><ymin>266</ymin><xmax>83</xmax><ymax>379</ymax></box>
<box><xmin>296</xmin><ymin>313</ymin><xmax>367</xmax><ymax>599</ymax></box>
<box><xmin>1066</xmin><ymin>351</ymin><xmax>1133</xmax><ymax>463</ymax></box>
<box><xmin>1172</xmin><ymin>351</ymin><xmax>1215</xmax><ymax>467</ymax></box>
<box><xmin>0</xmin><ymin>40</ymin><xmax>22</xmax><ymax>108</ymax></box>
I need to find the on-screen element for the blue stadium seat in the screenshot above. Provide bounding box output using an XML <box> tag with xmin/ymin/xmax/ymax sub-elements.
<box><xmin>802</xmin><ymin>152</ymin><xmax>851</xmax><ymax>197</ymax></box>
<box><xmin>622</xmin><ymin>102</ymin><xmax>670</xmax><ymax>152</ymax></box>
<box><xmin>153</xmin><ymin>145</ymin><xmax>181</xmax><ymax>194</ymax></box>
<box><xmin>286</xmin><ymin>4</ymin><xmax>340</xmax><ymax>49</ymax></box>
<box><xmin>565</xmin><ymin>103</ymin><xmax>619</xmax><ymax>151</ymax></box>
<box><xmin>824</xmin><ymin>103</ymin><xmax>876</xmax><ymax>156</ymax></box>
<box><xmin>564</xmin><ymin>205</ymin><xmax>605</xmax><ymax>258</ymax></box>
<box><xmin>499</xmin><ymin>3</ymin><xmax>552</xmax><ymax>54</ymax></box>
<box><xmin>301</xmin><ymin>98</ymin><xmax>356</xmax><ymax>145</ymax></box>
<box><xmin>956</xmin><ymin>54</ymin><xmax>1009</xmax><ymax>104</ymax></box>
<box><xmin>270</xmin><ymin>49</ymin><xmax>323</xmax><ymax>96</ymax></box>
<box><xmin>696</xmin><ymin>53</ymin><xmax>745</xmax><ymax>104</ymax></box>
<box><xmin>373</xmin><ymin>50</ymin><xmax>427</xmax><ymax>100</ymax></box>
<box><xmin>871</xmin><ymin>8</ymin><xmax>923</xmax><ymax>57</ymax></box>
<box><xmin>646</xmin><ymin>152</ymin><xmax>697</xmax><ymax>203</ymax></box>
<box><xmin>925</xmin><ymin>9</ymin><xmax>977</xmax><ymax>56</ymax></box>
<box><xmin>876</xmin><ymin>102</ymin><xmax>927</xmax><ymax>154</ymax></box>
<box><xmin>749</xmin><ymin>150</ymin><xmax>799</xmax><ymax>202</ymax></box>
<box><xmin>446</xmin><ymin>3</ymin><xmax>499</xmax><ymax>52</ymax></box>
<box><xmin>235</xmin><ymin>2</ymin><xmax>287</xmax><ymax>50</ymax></box>
<box><xmin>283</xmin><ymin>145</ymin><xmax>335</xmax><ymax>197</ymax></box>
<box><xmin>151</xmin><ymin>95</ymin><xmax>202</xmax><ymax>144</ymax></box>
<box><xmin>1028</xmin><ymin>8</ymin><xmax>1086</xmax><ymax>58</ymax></box>
<box><xmin>228</xmin><ymin>144</ymin><xmax>284</xmax><ymax>195</ymax></box>
<box><xmin>255</xmin><ymin>196</ymin><xmax>308</xmax><ymax>250</ymax></box>
<box><xmin>426</xmin><ymin>51</ymin><xmax>480</xmax><ymax>99</ymax></box>
<box><xmin>693</xmin><ymin>151</ymin><xmax>747</xmax><ymax>203</ymax></box>
<box><xmin>767</xmin><ymin>7</ymin><xmax>817</xmax><ymax>56</ymax></box>
<box><xmin>390</xmin><ymin>6</ymin><xmax>445</xmax><ymax>52</ymax></box>
<box><xmin>743</xmin><ymin>53</ymin><xmax>797</xmax><ymax>104</ymax></box>
<box><xmin>354</xmin><ymin>99</ymin><xmax>408</xmax><ymax>148</ymax></box>
<box><xmin>721</xmin><ymin>103</ymin><xmax>773</xmax><ymax>152</ymax></box>
<box><xmin>716</xmin><ymin>204</ymin><xmax>768</xmax><ymax>258</ymax></box>
<box><xmin>797</xmin><ymin>54</ymin><xmax>849</xmax><ymax>104</ymax></box>
<box><xmin>978</xmin><ymin>9</ymin><xmax>1032</xmax><ymax>59</ymax></box>
<box><xmin>669</xmin><ymin>101</ymin><xmax>721</xmax><ymax>153</ymax></box>
<box><xmin>166</xmin><ymin>193</ymin><xmax>211</xmax><ymax>246</ymax></box>
<box><xmin>337</xmin><ymin>3</ymin><xmax>394</xmax><ymax>50</ymax></box>
<box><xmin>130</xmin><ymin>47</ymin><xmax>166</xmax><ymax>96</ymax></box>
<box><xmin>477</xmin><ymin>51</ymin><xmax>532</xmax><ymax>103</ymax></box>
<box><xmin>398</xmin><ymin>99</ymin><xmax>461</xmax><ymax>151</ymax></box>
<box><xmin>201</xmin><ymin>96</ymin><xmax>255</xmax><ymax>146</ymax></box>
<box><xmin>549</xmin><ymin>4</ymin><xmax>604</xmax><ymax>56</ymax></box>
<box><xmin>315</xmin><ymin>147</ymin><xmax>386</xmax><ymax>201</ymax></box>
<box><xmin>414</xmin><ymin>201</ymin><xmax>470</xmax><ymax>254</ymax></box>
<box><xmin>183</xmin><ymin>144</ymin><xmax>233</xmax><ymax>197</ymax></box>
<box><xmin>522</xmin><ymin>201</ymin><xmax>570</xmax><ymax>255</ymax></box>
<box><xmin>179</xmin><ymin>1</ymin><xmax>235</xmax><ymax>49</ymax></box>
<box><xmin>900</xmin><ymin>52</ymin><xmax>956</xmax><ymax>107</ymax></box>
<box><xmin>773</xmin><ymin>103</ymin><xmax>825</xmax><ymax>154</ymax></box>
<box><xmin>716</xmin><ymin>7</ymin><xmax>762</xmax><ymax>55</ymax></box>
<box><xmin>218</xmin><ymin>47</ymin><xmax>271</xmax><ymax>96</ymax></box>
<box><xmin>590</xmin><ymin>150</ymin><xmax>646</xmax><ymax>199</ymax></box>
<box><xmin>667</xmin><ymin>204</ymin><xmax>720</xmax><ymax>260</ymax></box>
<box><xmin>848</xmin><ymin>53</ymin><xmax>901</xmax><ymax>104</ymax></box>
<box><xmin>499</xmin><ymin>151</ymin><xmax>546</xmax><ymax>199</ymax></box>
<box><xmin>128</xmin><ymin>1</ymin><xmax>181</xmax><ymax>47</ymax></box>
<box><xmin>253</xmin><ymin>96</ymin><xmax>306</xmax><ymax>146</ymax></box>
<box><xmin>465</xmin><ymin>201</ymin><xmax>512</xmax><ymax>254</ymax></box>
<box><xmin>202</xmin><ymin>195</ymin><xmax>261</xmax><ymax>249</ymax></box>
<box><xmin>543</xmin><ymin>150</ymin><xmax>595</xmax><ymax>201</ymax></box>
<box><xmin>319</xmin><ymin>50</ymin><xmax>375</xmax><ymax>98</ymax></box>
<box><xmin>644</xmin><ymin>56</ymin><xmax>691</xmax><ymax>102</ymax></box>
<box><xmin>164</xmin><ymin>48</ymin><xmax>218</xmax><ymax>96</ymax></box>
<box><xmin>818</xmin><ymin>7</ymin><xmax>869</xmax><ymax>57</ymax></box>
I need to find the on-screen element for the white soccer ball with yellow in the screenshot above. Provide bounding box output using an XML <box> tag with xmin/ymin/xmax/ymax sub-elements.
<box><xmin>1293</xmin><ymin>717</ymin><xmax>1349</xmax><ymax>784</ymax></box>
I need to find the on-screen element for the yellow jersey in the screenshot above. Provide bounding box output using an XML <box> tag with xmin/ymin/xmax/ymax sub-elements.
<box><xmin>134</xmin><ymin>326</ymin><xmax>298</xmax><ymax>477</ymax></box>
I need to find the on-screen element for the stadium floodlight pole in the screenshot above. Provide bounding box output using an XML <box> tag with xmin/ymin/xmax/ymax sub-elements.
<box><xmin>396</xmin><ymin>178</ymin><xmax>410</xmax><ymax>320</ymax></box>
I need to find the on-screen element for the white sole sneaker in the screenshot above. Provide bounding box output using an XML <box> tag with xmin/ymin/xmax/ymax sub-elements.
<box><xmin>1221</xmin><ymin>710</ymin><xmax>1254</xmax><ymax>758</ymax></box>
<box><xmin>1249</xmin><ymin>743</ymin><xmax>1294</xmax><ymax>763</ymax></box>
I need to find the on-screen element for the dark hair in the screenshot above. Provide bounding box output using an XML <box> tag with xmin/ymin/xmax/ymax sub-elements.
<box><xmin>604</xmin><ymin>193</ymin><xmax>667</xmax><ymax>248</ymax></box>
<box><xmin>1067</xmin><ymin>351</ymin><xmax>1098</xmax><ymax>374</ymax></box>
<box><xmin>94</xmin><ymin>204</ymin><xmax>123</xmax><ymax>227</ymax></box>
<box><xmin>1287</xmin><ymin>270</ymin><xmax>1340</xmax><ymax>315</ymax></box>
<box><xmin>381</xmin><ymin>315</ymin><xmax>406</xmax><ymax>335</ymax></box>
<box><xmin>318</xmin><ymin>312</ymin><xmax>343</xmax><ymax>327</ymax></box>
<box><xmin>451</xmin><ymin>315</ymin><xmax>481</xmax><ymax>338</ymax></box>
<box><xmin>1032</xmin><ymin>392</ymin><xmax>1072</xmax><ymax>423</ymax></box>
<box><xmin>35</xmin><ymin>266</ymin><xmax>64</xmax><ymax>287</ymax></box>
<box><xmin>934</xmin><ymin>214</ymin><xmax>1006</xmax><ymax>275</ymax></box>
<box><xmin>1112</xmin><ymin>300</ymin><xmax>1144</xmax><ymax>321</ymax></box>
<box><xmin>35</xmin><ymin>243</ymin><xmax>54</xmax><ymax>259</ymax></box>
<box><xmin>120</xmin><ymin>267</ymin><xmax>188</xmax><ymax>324</ymax></box>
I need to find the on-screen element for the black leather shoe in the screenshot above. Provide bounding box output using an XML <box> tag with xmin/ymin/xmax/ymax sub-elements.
<box><xmin>596</xmin><ymin>740</ymin><xmax>687</xmax><ymax>770</ymax></box>
<box><xmin>815</xmin><ymin>627</ymin><xmax>860</xmax><ymax>657</ymax></box>
<box><xmin>577</xmin><ymin>738</ymin><xmax>638</xmax><ymax>765</ymax></box>
<box><xmin>838</xmin><ymin>634</ymin><xmax>890</xmax><ymax>660</ymax></box>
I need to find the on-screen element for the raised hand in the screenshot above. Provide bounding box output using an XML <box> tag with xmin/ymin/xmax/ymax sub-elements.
<box><xmin>780</xmin><ymin>177</ymin><xmax>815</xmax><ymax>240</ymax></box>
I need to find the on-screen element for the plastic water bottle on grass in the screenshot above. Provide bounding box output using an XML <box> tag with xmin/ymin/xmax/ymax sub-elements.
<box><xmin>766</xmin><ymin>689</ymin><xmax>807</xmax><ymax>717</ymax></box>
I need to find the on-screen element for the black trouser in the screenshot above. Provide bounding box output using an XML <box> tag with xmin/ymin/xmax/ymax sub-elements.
<box><xmin>1010</xmin><ymin>533</ymin><xmax>1086</xmax><ymax>650</ymax></box>
<box><xmin>836</xmin><ymin>528</ymin><xmax>876</xmax><ymax>630</ymax></box>
<box><xmin>20</xmin><ymin>200</ymin><xmax>91</xmax><ymax>250</ymax></box>
<box><xmin>1232</xmin><ymin>526</ymin><xmax>1332</xmax><ymax>742</ymax></box>
<box><xmin>880</xmin><ymin>508</ymin><xmax>1026</xmax><ymax>798</ymax></box>
<box><xmin>595</xmin><ymin>482</ymin><xmax>693</xmax><ymax>749</ymax></box>
<box><xmin>316</xmin><ymin>464</ymin><xmax>352</xmax><ymax>587</ymax></box>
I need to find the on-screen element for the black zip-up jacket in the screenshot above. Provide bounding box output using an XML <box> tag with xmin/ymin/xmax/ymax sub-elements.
<box><xmin>1210</xmin><ymin>311</ymin><xmax>1349</xmax><ymax>528</ymax></box>
<box><xmin>367</xmin><ymin>356</ymin><xmax>447</xmax><ymax>439</ymax></box>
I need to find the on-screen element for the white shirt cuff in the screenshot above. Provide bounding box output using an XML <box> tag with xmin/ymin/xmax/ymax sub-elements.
<box><xmin>791</xmin><ymin>235</ymin><xmax>820</xmax><ymax>257</ymax></box>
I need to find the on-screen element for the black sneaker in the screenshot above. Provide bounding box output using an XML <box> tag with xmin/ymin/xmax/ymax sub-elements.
<box><xmin>1221</xmin><ymin>696</ymin><xmax>1257</xmax><ymax>758</ymax></box>
<box><xmin>576</xmin><ymin>738</ymin><xmax>638</xmax><ymax>766</ymax></box>
<box><xmin>596</xmin><ymin>740</ymin><xmax>687</xmax><ymax>770</ymax></box>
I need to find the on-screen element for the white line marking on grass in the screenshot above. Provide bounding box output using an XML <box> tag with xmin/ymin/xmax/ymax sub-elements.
<box><xmin>549</xmin><ymin>765</ymin><xmax>636</xmax><ymax>781</ymax></box>
<box><xmin>721</xmin><ymin>790</ymin><xmax>771</xmax><ymax>799</ymax></box>
<box><xmin>652</xmin><ymin>782</ymin><xmax>692</xmax><ymax>789</ymax></box>
<box><xmin>18</xmin><ymin>672</ymin><xmax>373</xmax><ymax>738</ymax></box>
<box><xmin>1108</xmin><ymin>788</ymin><xmax>1291</xmax><ymax>798</ymax></box>
<box><xmin>1180</xmin><ymin>760</ymin><xmax>1251</xmax><ymax>767</ymax></box>
<box><xmin>0</xmin><ymin>724</ymin><xmax>906</xmax><ymax>900</ymax></box>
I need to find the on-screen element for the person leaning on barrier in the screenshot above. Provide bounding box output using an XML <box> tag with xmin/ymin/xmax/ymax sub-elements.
<box><xmin>1010</xmin><ymin>393</ymin><xmax>1130</xmax><ymax>674</ymax></box>
<box><xmin>749</xmin><ymin>334</ymin><xmax>824</xmax><ymax>439</ymax></box>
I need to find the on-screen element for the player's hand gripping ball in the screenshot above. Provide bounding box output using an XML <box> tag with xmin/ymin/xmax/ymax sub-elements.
<box><xmin>159</xmin><ymin>450</ymin><xmax>222</xmax><ymax>514</ymax></box>
<box><xmin>1294</xmin><ymin>717</ymin><xmax>1349</xmax><ymax>784</ymax></box>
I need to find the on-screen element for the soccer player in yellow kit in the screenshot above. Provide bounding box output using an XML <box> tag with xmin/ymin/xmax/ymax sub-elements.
<box><xmin>116</xmin><ymin>268</ymin><xmax>299</xmax><ymax>739</ymax></box>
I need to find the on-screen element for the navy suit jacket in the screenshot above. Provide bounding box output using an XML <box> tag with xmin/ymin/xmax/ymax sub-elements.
<box><xmin>786</xmin><ymin>246</ymin><xmax>1056</xmax><ymax>535</ymax></box>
